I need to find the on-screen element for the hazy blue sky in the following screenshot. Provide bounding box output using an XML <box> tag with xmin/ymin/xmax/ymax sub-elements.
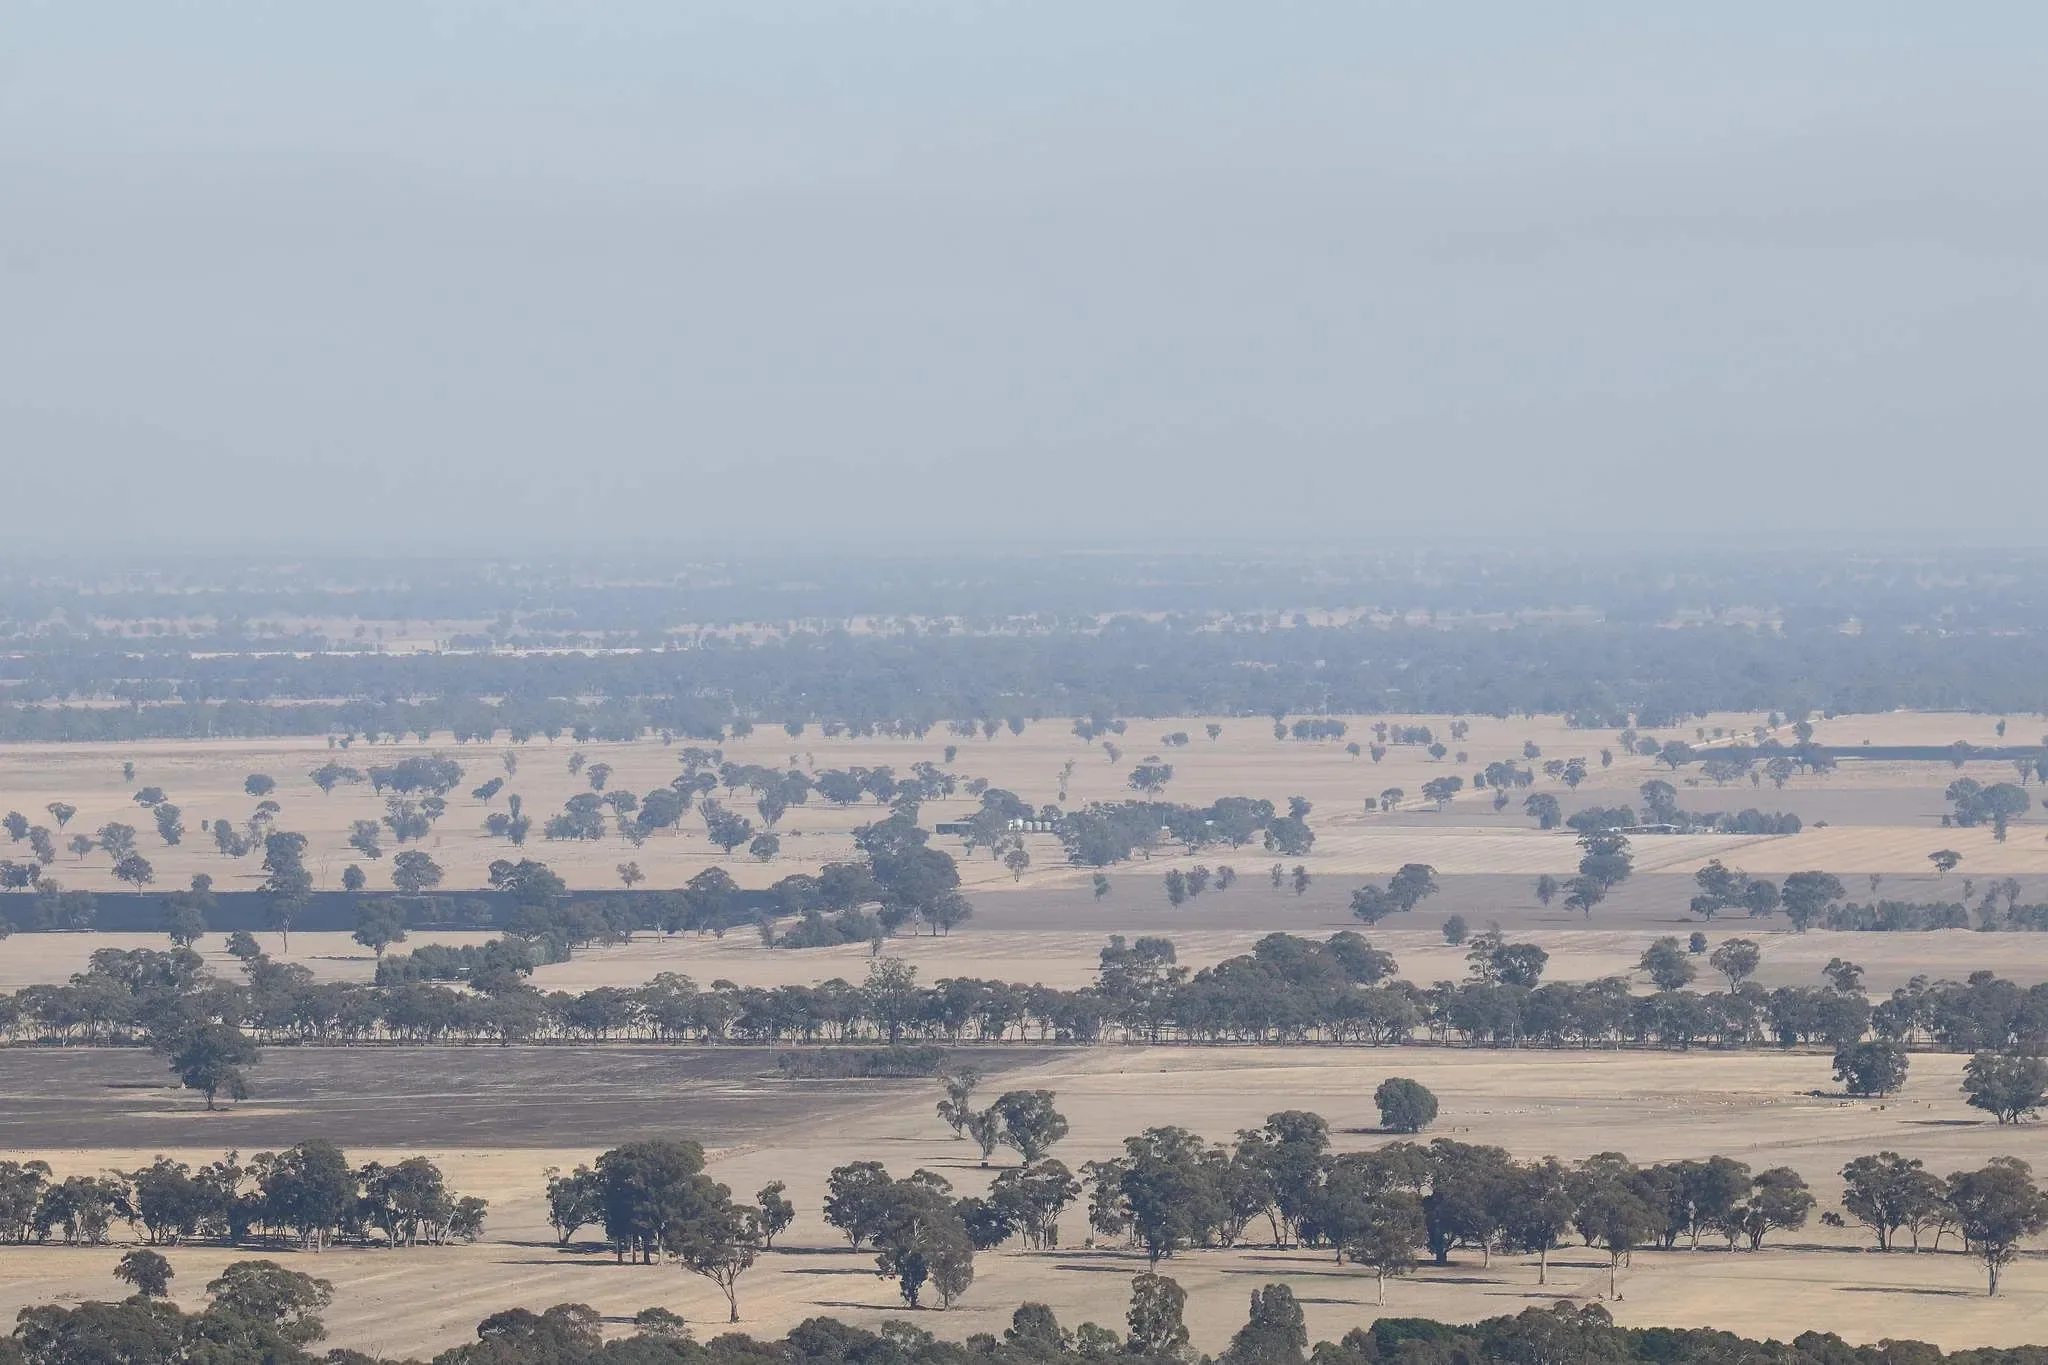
<box><xmin>5</xmin><ymin>3</ymin><xmax>2045</xmax><ymax>550</ymax></box>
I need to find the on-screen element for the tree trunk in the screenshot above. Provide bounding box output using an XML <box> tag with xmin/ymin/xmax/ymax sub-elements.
<box><xmin>1538</xmin><ymin>1244</ymin><xmax>1548</xmax><ymax>1286</ymax></box>
<box><xmin>1609</xmin><ymin>1252</ymin><xmax>1619</xmax><ymax>1299</ymax></box>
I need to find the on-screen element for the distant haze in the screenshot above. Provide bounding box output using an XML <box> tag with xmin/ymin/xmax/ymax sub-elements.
<box><xmin>5</xmin><ymin>3</ymin><xmax>2046</xmax><ymax>551</ymax></box>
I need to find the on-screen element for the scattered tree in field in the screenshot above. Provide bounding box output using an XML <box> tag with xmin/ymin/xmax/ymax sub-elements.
<box><xmin>1128</xmin><ymin>762</ymin><xmax>1174</xmax><ymax>795</ymax></box>
<box><xmin>349</xmin><ymin>821</ymin><xmax>384</xmax><ymax>861</ymax></box>
<box><xmin>161</xmin><ymin>1023</ymin><xmax>259</xmax><ymax>1110</ymax></box>
<box><xmin>632</xmin><ymin>1307</ymin><xmax>691</xmax><ymax>1341</ymax></box>
<box><xmin>98</xmin><ymin>822</ymin><xmax>139</xmax><ymax>860</ymax></box>
<box><xmin>244</xmin><ymin>774</ymin><xmax>276</xmax><ymax>798</ymax></box>
<box><xmin>1125</xmin><ymin>1272</ymin><xmax>1190</xmax><ymax>1356</ymax></box>
<box><xmin>702</xmin><ymin>801</ymin><xmax>755</xmax><ymax>856</ymax></box>
<box><xmin>261</xmin><ymin>831</ymin><xmax>313</xmax><ymax>951</ymax></box>
<box><xmin>1502</xmin><ymin>1158</ymin><xmax>1576</xmax><ymax>1285</ymax></box>
<box><xmin>390</xmin><ymin>850</ymin><xmax>442</xmax><ymax>894</ymax></box>
<box><xmin>757</xmin><ymin>1181</ymin><xmax>795</xmax><ymax>1248</ymax></box>
<box><xmin>1092</xmin><ymin>872</ymin><xmax>1111</xmax><ymax>900</ymax></box>
<box><xmin>1226</xmin><ymin>1284</ymin><xmax>1307</xmax><ymax>1365</ymax></box>
<box><xmin>1637</xmin><ymin>937</ymin><xmax>1695</xmax><ymax>991</ymax></box>
<box><xmin>1465</xmin><ymin>931</ymin><xmax>1548</xmax><ymax>988</ymax></box>
<box><xmin>825</xmin><ymin>1164</ymin><xmax>976</xmax><ymax>1308</ymax></box>
<box><xmin>113</xmin><ymin>853</ymin><xmax>156</xmax><ymax>888</ymax></box>
<box><xmin>1963</xmin><ymin>1052</ymin><xmax>2048</xmax><ymax>1125</ymax></box>
<box><xmin>1575</xmin><ymin>828</ymin><xmax>1633</xmax><ymax>890</ymax></box>
<box><xmin>1841</xmin><ymin>1152</ymin><xmax>1947</xmax><ymax>1252</ymax></box>
<box><xmin>352</xmin><ymin>903</ymin><xmax>407</xmax><ymax>957</ymax></box>
<box><xmin>1347</xmin><ymin>1191</ymin><xmax>1426</xmax><ymax>1306</ymax></box>
<box><xmin>1291</xmin><ymin>865</ymin><xmax>1310</xmax><ymax>897</ymax></box>
<box><xmin>46</xmin><ymin>802</ymin><xmax>76</xmax><ymax>830</ymax></box>
<box><xmin>936</xmin><ymin>1070</ymin><xmax>982</xmax><ymax>1138</ymax></box>
<box><xmin>990</xmin><ymin>1090</ymin><xmax>1069</xmax><ymax>1163</ymax></box>
<box><xmin>115</xmin><ymin>1248</ymin><xmax>174</xmax><ymax>1298</ymax></box>
<box><xmin>1523</xmin><ymin>793</ymin><xmax>1561</xmax><ymax>829</ymax></box>
<box><xmin>1577</xmin><ymin>1174</ymin><xmax>1662</xmax><ymax>1298</ymax></box>
<box><xmin>309</xmin><ymin>762</ymin><xmax>364</xmax><ymax>794</ymax></box>
<box><xmin>1374</xmin><ymin>1078</ymin><xmax>1438</xmax><ymax>1133</ymax></box>
<box><xmin>673</xmin><ymin>1192</ymin><xmax>761</xmax><ymax>1323</ymax></box>
<box><xmin>1780</xmin><ymin>870</ymin><xmax>1845</xmax><ymax>932</ymax></box>
<box><xmin>161</xmin><ymin>897</ymin><xmax>207</xmax><ymax>948</ymax></box>
<box><xmin>1709</xmin><ymin>938</ymin><xmax>1761</xmax><ymax>990</ymax></box>
<box><xmin>1736</xmin><ymin>1167</ymin><xmax>1815</xmax><ymax>1250</ymax></box>
<box><xmin>205</xmin><ymin>1259</ymin><xmax>334</xmax><ymax>1345</ymax></box>
<box><xmin>341</xmin><ymin>864</ymin><xmax>367</xmax><ymax>892</ymax></box>
<box><xmin>617</xmin><ymin>861</ymin><xmax>645</xmax><ymax>889</ymax></box>
<box><xmin>1834</xmin><ymin>1040</ymin><xmax>1909</xmax><ymax>1097</ymax></box>
<box><xmin>1441</xmin><ymin>915</ymin><xmax>1469</xmax><ymax>946</ymax></box>
<box><xmin>1947</xmin><ymin>1158</ymin><xmax>2048</xmax><ymax>1295</ymax></box>
<box><xmin>1930</xmin><ymin>849</ymin><xmax>1963</xmax><ymax>877</ymax></box>
<box><xmin>543</xmin><ymin>1165</ymin><xmax>602</xmax><ymax>1244</ymax></box>
<box><xmin>1823</xmin><ymin>957</ymin><xmax>1866</xmax><ymax>995</ymax></box>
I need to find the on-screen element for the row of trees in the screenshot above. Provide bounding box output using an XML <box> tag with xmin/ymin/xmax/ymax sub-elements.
<box><xmin>20</xmin><ymin>934</ymin><xmax>2048</xmax><ymax>1069</ymax></box>
<box><xmin>1067</xmin><ymin>1109</ymin><xmax>2046</xmax><ymax>1299</ymax></box>
<box><xmin>0</xmin><ymin>1142</ymin><xmax>485</xmax><ymax>1251</ymax></box>
<box><xmin>27</xmin><ymin>1277</ymin><xmax>2048</xmax><ymax>1365</ymax></box>
<box><xmin>17</xmin><ymin>566</ymin><xmax>2048</xmax><ymax>736</ymax></box>
<box><xmin>539</xmin><ymin>1140</ymin><xmax>774</xmax><ymax>1321</ymax></box>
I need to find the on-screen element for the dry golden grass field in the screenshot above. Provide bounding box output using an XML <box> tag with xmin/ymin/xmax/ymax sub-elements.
<box><xmin>6</xmin><ymin>708</ymin><xmax>2046</xmax><ymax>995</ymax></box>
<box><xmin>6</xmin><ymin>711</ymin><xmax>2048</xmax><ymax>1355</ymax></box>
<box><xmin>0</xmin><ymin>709</ymin><xmax>2037</xmax><ymax>898</ymax></box>
<box><xmin>2</xmin><ymin>1046</ymin><xmax>2046</xmax><ymax>1356</ymax></box>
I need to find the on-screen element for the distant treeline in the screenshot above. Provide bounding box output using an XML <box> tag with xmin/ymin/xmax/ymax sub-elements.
<box><xmin>7</xmin><ymin>618</ymin><xmax>2048</xmax><ymax>743</ymax></box>
<box><xmin>7</xmin><ymin>932</ymin><xmax>2046</xmax><ymax>1055</ymax></box>
<box><xmin>0</xmin><ymin>888</ymin><xmax>774</xmax><ymax>935</ymax></box>
<box><xmin>1825</xmin><ymin>900</ymin><xmax>2048</xmax><ymax>933</ymax></box>
<box><xmin>17</xmin><ymin>547</ymin><xmax>2048</xmax><ymax>625</ymax></box>
<box><xmin>0</xmin><ymin>1141</ymin><xmax>485</xmax><ymax>1250</ymax></box>
<box><xmin>20</xmin><ymin>1278</ymin><xmax>2048</xmax><ymax>1365</ymax></box>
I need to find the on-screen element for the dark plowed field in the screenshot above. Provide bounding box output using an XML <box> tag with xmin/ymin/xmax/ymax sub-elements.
<box><xmin>0</xmin><ymin>1045</ymin><xmax>1063</xmax><ymax>1150</ymax></box>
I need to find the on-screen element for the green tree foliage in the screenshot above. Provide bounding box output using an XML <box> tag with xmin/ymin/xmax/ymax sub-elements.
<box><xmin>1963</xmin><ymin>1052</ymin><xmax>2048</xmax><ymax>1125</ymax></box>
<box><xmin>1374</xmin><ymin>1078</ymin><xmax>1438</xmax><ymax>1134</ymax></box>
<box><xmin>1125</xmin><ymin>1271</ymin><xmax>1190</xmax><ymax>1357</ymax></box>
<box><xmin>205</xmin><ymin>1259</ymin><xmax>333</xmax><ymax>1345</ymax></box>
<box><xmin>990</xmin><ymin>1090</ymin><xmax>1070</xmax><ymax>1163</ymax></box>
<box><xmin>115</xmin><ymin>1248</ymin><xmax>174</xmax><ymax>1298</ymax></box>
<box><xmin>1708</xmin><ymin>938</ymin><xmax>1761</xmax><ymax>990</ymax></box>
<box><xmin>1637</xmin><ymin>937</ymin><xmax>1695</xmax><ymax>991</ymax></box>
<box><xmin>352</xmin><ymin>903</ymin><xmax>407</xmax><ymax>957</ymax></box>
<box><xmin>757</xmin><ymin>1181</ymin><xmax>795</xmax><ymax>1248</ymax></box>
<box><xmin>391</xmin><ymin>849</ymin><xmax>443</xmax><ymax>894</ymax></box>
<box><xmin>159</xmin><ymin>1023</ymin><xmax>258</xmax><ymax>1110</ymax></box>
<box><xmin>1833</xmin><ymin>1040</ymin><xmax>1909</xmax><ymax>1097</ymax></box>
<box><xmin>1948</xmin><ymin>1158</ymin><xmax>2048</xmax><ymax>1295</ymax></box>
